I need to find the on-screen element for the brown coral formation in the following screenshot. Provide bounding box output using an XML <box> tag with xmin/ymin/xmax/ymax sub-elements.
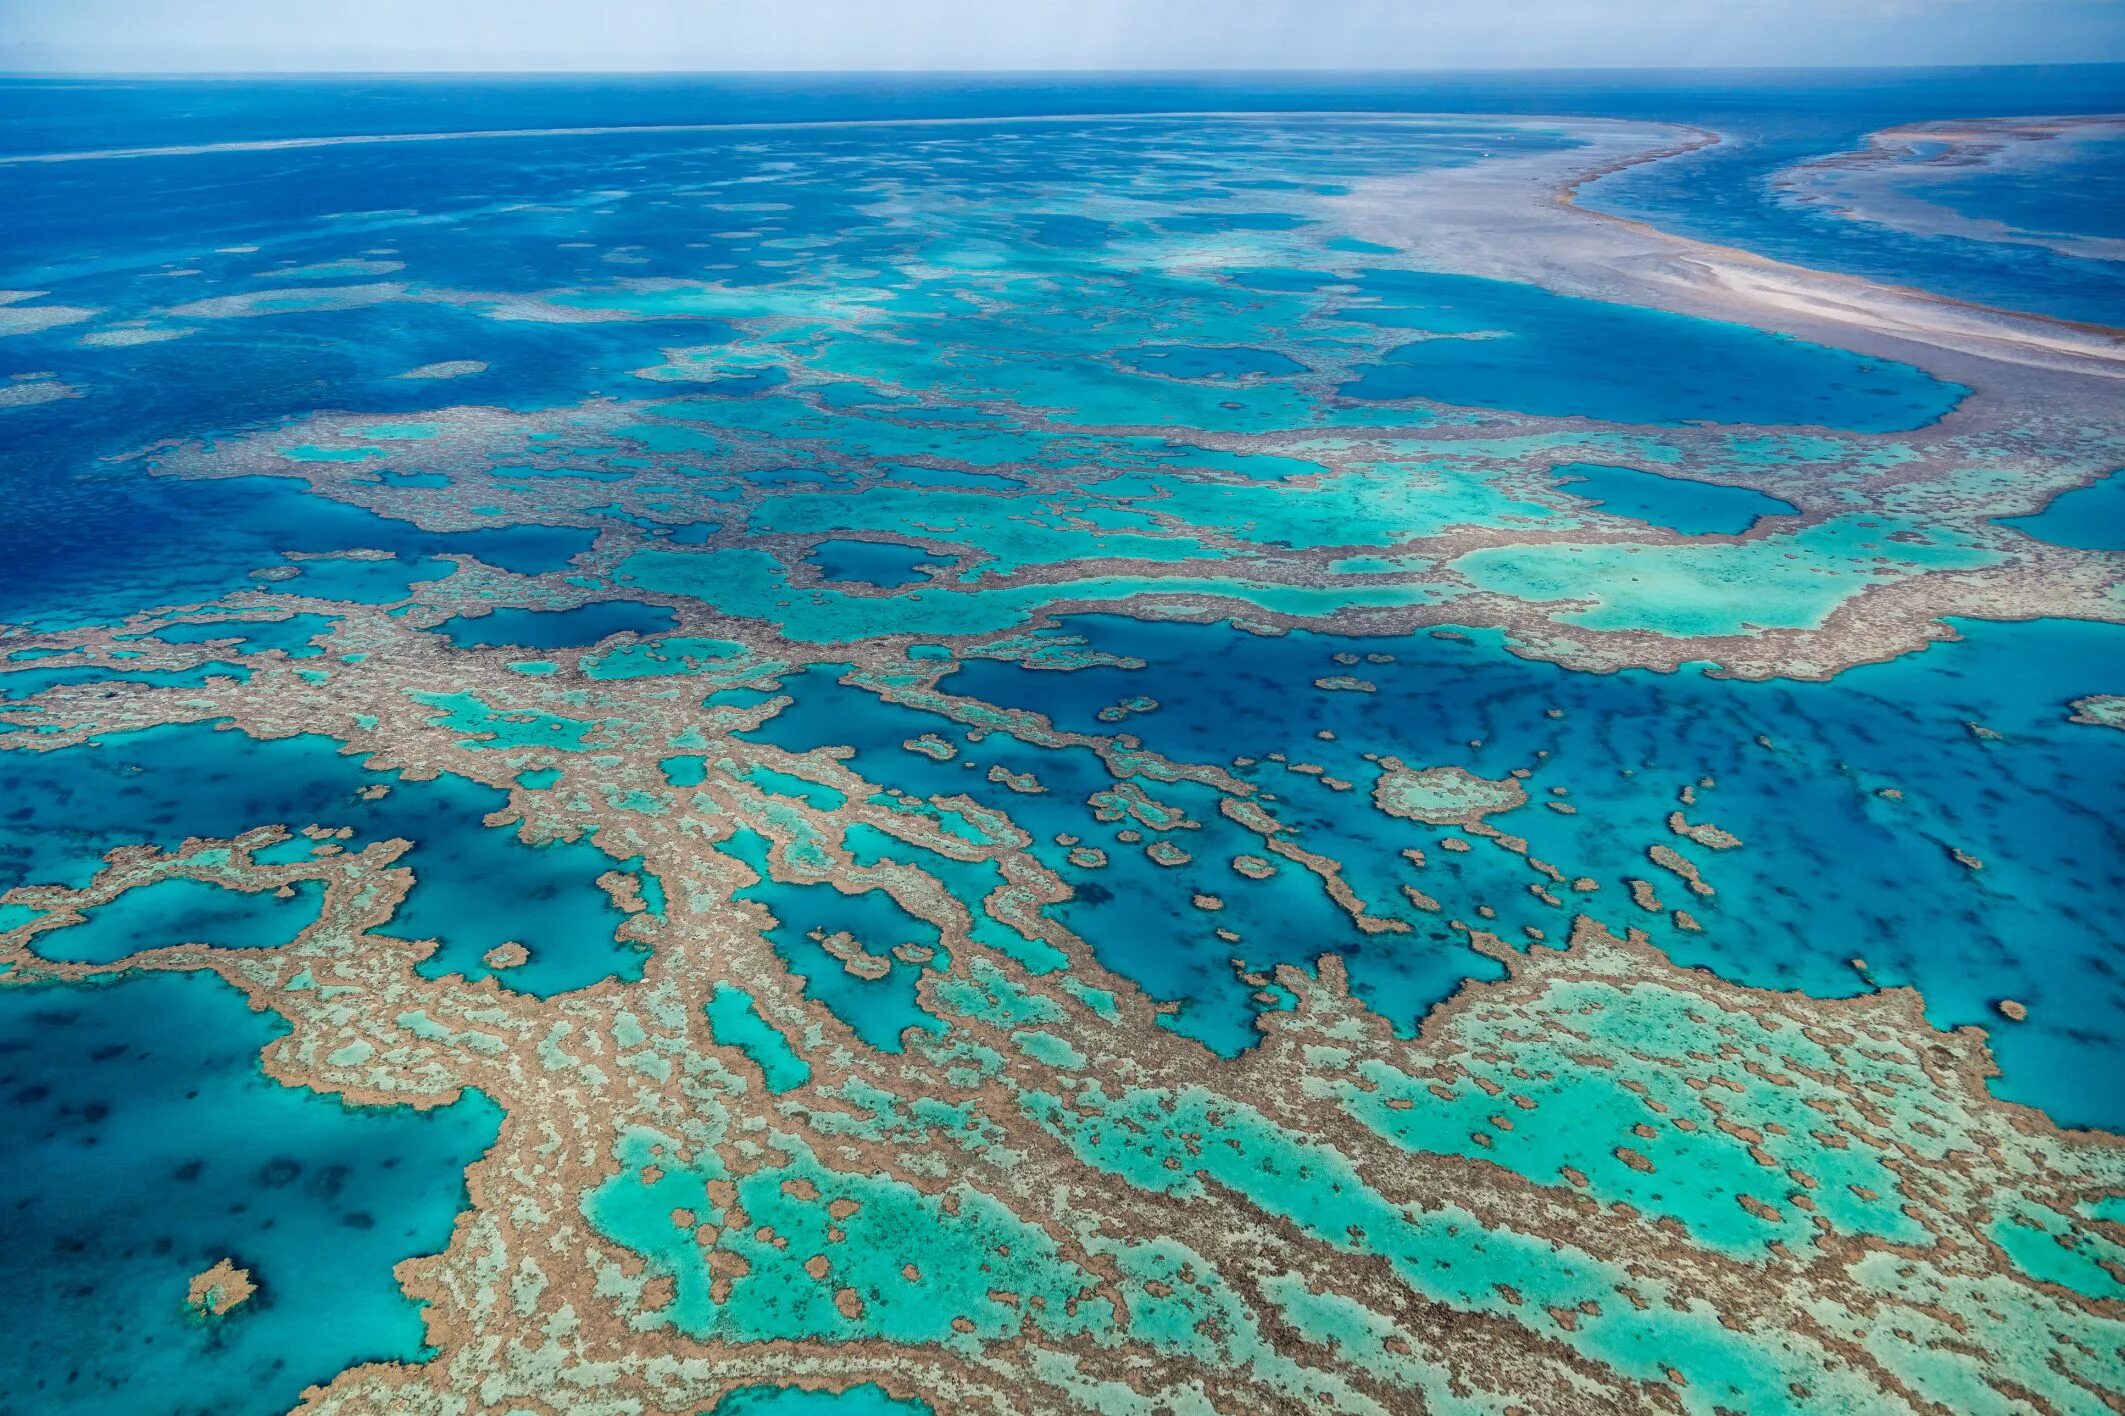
<box><xmin>185</xmin><ymin>1258</ymin><xmax>257</xmax><ymax>1319</ymax></box>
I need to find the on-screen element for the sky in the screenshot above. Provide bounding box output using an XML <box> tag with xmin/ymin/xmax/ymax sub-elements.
<box><xmin>5</xmin><ymin>0</ymin><xmax>2123</xmax><ymax>72</ymax></box>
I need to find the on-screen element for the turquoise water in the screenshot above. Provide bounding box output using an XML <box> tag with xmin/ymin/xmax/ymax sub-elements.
<box><xmin>0</xmin><ymin>71</ymin><xmax>2120</xmax><ymax>1414</ymax></box>
<box><xmin>721</xmin><ymin>825</ymin><xmax>948</xmax><ymax>1054</ymax></box>
<box><xmin>36</xmin><ymin>877</ymin><xmax>327</xmax><ymax>964</ymax></box>
<box><xmin>748</xmin><ymin>612</ymin><xmax>2123</xmax><ymax>1123</ymax></box>
<box><xmin>1118</xmin><ymin>344</ymin><xmax>1311</xmax><ymax>380</ymax></box>
<box><xmin>704</xmin><ymin>984</ymin><xmax>814</xmax><ymax>1095</ymax></box>
<box><xmin>0</xmin><ymin>658</ymin><xmax>252</xmax><ymax>699</ymax></box>
<box><xmin>0</xmin><ymin>972</ymin><xmax>499</xmax><ymax>1416</ymax></box>
<box><xmin>707</xmin><ymin>1385</ymin><xmax>933</xmax><ymax>1415</ymax></box>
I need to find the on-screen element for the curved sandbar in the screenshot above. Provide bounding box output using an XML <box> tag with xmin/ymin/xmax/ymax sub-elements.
<box><xmin>1330</xmin><ymin>116</ymin><xmax>2125</xmax><ymax>388</ymax></box>
<box><xmin>1776</xmin><ymin>114</ymin><xmax>2125</xmax><ymax>265</ymax></box>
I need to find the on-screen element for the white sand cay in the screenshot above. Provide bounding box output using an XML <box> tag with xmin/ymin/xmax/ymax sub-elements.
<box><xmin>1331</xmin><ymin>117</ymin><xmax>2125</xmax><ymax>388</ymax></box>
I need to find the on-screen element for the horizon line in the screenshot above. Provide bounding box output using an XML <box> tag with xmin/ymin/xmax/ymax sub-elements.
<box><xmin>8</xmin><ymin>60</ymin><xmax>2125</xmax><ymax>80</ymax></box>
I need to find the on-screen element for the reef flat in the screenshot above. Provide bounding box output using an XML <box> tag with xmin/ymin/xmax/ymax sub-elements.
<box><xmin>1778</xmin><ymin>114</ymin><xmax>2125</xmax><ymax>266</ymax></box>
<box><xmin>0</xmin><ymin>81</ymin><xmax>2122</xmax><ymax>1415</ymax></box>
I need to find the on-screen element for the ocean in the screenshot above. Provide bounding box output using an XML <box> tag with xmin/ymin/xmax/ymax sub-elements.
<box><xmin>0</xmin><ymin>69</ymin><xmax>2120</xmax><ymax>1416</ymax></box>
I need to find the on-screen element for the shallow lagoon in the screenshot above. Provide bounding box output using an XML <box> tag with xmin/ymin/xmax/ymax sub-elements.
<box><xmin>1998</xmin><ymin>466</ymin><xmax>2125</xmax><ymax>551</ymax></box>
<box><xmin>0</xmin><ymin>724</ymin><xmax>637</xmax><ymax>995</ymax></box>
<box><xmin>0</xmin><ymin>972</ymin><xmax>499</xmax><ymax>1416</ymax></box>
<box><xmin>36</xmin><ymin>876</ymin><xmax>328</xmax><ymax>964</ymax></box>
<box><xmin>434</xmin><ymin>600</ymin><xmax>679</xmax><ymax>650</ymax></box>
<box><xmin>1553</xmin><ymin>461</ymin><xmax>1798</xmax><ymax>534</ymax></box>
<box><xmin>807</xmin><ymin>539</ymin><xmax>937</xmax><ymax>589</ymax></box>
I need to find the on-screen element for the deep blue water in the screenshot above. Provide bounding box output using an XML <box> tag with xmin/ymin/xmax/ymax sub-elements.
<box><xmin>0</xmin><ymin>723</ymin><xmax>640</xmax><ymax>995</ymax></box>
<box><xmin>1554</xmin><ymin>461</ymin><xmax>1799</xmax><ymax>534</ymax></box>
<box><xmin>1338</xmin><ymin>269</ymin><xmax>1961</xmax><ymax>430</ymax></box>
<box><xmin>1917</xmin><ymin>130</ymin><xmax>2125</xmax><ymax>243</ymax></box>
<box><xmin>738</xmin><ymin>613</ymin><xmax>2125</xmax><ymax>1125</ymax></box>
<box><xmin>5</xmin><ymin>67</ymin><xmax>2120</xmax><ymax>320</ymax></box>
<box><xmin>809</xmin><ymin>540</ymin><xmax>938</xmax><ymax>588</ymax></box>
<box><xmin>4</xmin><ymin>73</ymin><xmax>2107</xmax><ymax>1075</ymax></box>
<box><xmin>4</xmin><ymin>70</ymin><xmax>2119</xmax><ymax>161</ymax></box>
<box><xmin>0</xmin><ymin>71</ymin><xmax>2115</xmax><ymax>638</ymax></box>
<box><xmin>0</xmin><ymin>69</ymin><xmax>2110</xmax><ymax>645</ymax></box>
<box><xmin>1998</xmin><ymin>466</ymin><xmax>2125</xmax><ymax>550</ymax></box>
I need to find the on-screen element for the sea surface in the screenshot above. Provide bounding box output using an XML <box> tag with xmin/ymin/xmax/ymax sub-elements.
<box><xmin>0</xmin><ymin>71</ymin><xmax>2120</xmax><ymax>1415</ymax></box>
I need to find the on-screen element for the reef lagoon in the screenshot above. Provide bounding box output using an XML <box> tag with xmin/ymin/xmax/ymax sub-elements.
<box><xmin>1</xmin><ymin>71</ymin><xmax>2122</xmax><ymax>1414</ymax></box>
